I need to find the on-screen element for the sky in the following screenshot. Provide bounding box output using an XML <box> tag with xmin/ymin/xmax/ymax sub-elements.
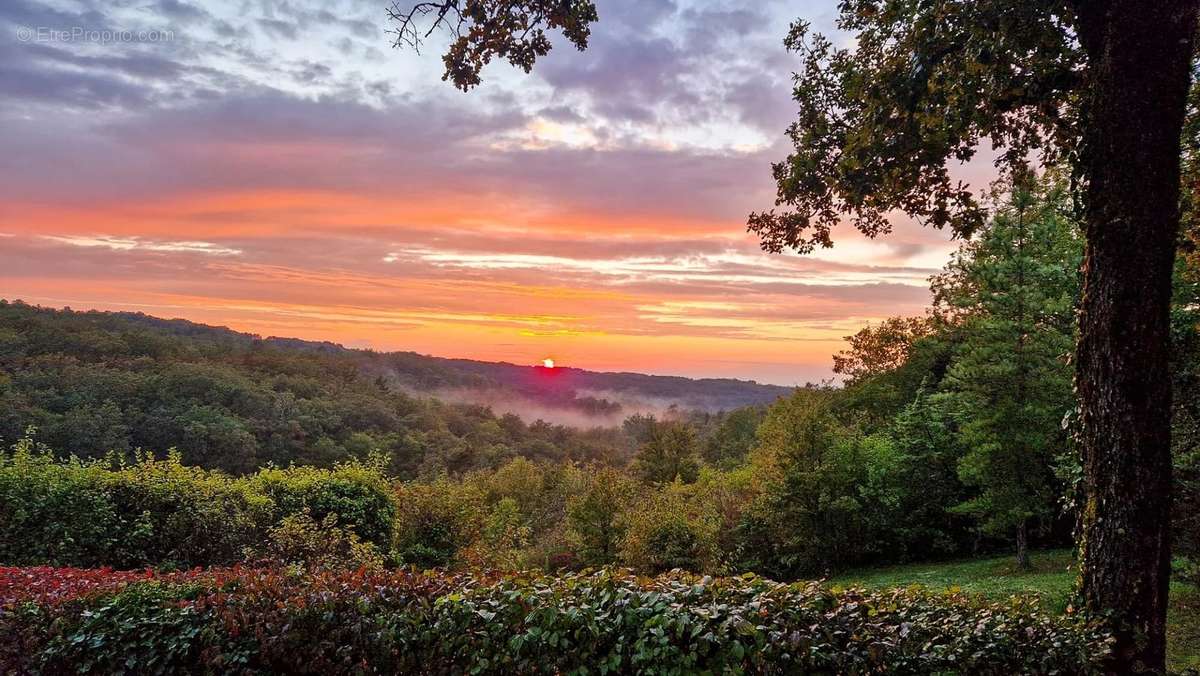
<box><xmin>0</xmin><ymin>0</ymin><xmax>989</xmax><ymax>385</ymax></box>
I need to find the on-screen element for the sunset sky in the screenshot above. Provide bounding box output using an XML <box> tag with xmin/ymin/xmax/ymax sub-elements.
<box><xmin>0</xmin><ymin>0</ymin><xmax>992</xmax><ymax>385</ymax></box>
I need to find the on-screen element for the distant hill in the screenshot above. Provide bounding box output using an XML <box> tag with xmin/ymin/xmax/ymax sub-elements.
<box><xmin>0</xmin><ymin>300</ymin><xmax>791</xmax><ymax>474</ymax></box>
<box><xmin>68</xmin><ymin>304</ymin><xmax>792</xmax><ymax>420</ymax></box>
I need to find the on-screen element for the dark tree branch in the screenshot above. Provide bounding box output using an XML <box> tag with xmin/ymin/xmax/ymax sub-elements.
<box><xmin>387</xmin><ymin>0</ymin><xmax>597</xmax><ymax>90</ymax></box>
<box><xmin>387</xmin><ymin>1</ymin><xmax>464</xmax><ymax>55</ymax></box>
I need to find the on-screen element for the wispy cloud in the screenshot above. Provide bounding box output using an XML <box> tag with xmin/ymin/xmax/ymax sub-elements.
<box><xmin>41</xmin><ymin>235</ymin><xmax>243</xmax><ymax>256</ymax></box>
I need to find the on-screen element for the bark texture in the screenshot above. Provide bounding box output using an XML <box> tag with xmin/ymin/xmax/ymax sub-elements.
<box><xmin>1016</xmin><ymin>520</ymin><xmax>1030</xmax><ymax>571</ymax></box>
<box><xmin>1074</xmin><ymin>1</ymin><xmax>1198</xmax><ymax>672</ymax></box>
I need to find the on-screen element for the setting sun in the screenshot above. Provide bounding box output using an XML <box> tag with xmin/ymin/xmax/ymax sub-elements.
<box><xmin>542</xmin><ymin>358</ymin><xmax>555</xmax><ymax>369</ymax></box>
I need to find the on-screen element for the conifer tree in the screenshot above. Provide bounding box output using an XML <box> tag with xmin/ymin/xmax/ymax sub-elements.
<box><xmin>936</xmin><ymin>178</ymin><xmax>1081</xmax><ymax>568</ymax></box>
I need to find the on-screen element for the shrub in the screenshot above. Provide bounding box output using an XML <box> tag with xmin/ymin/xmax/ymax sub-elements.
<box><xmin>1</xmin><ymin>566</ymin><xmax>1113</xmax><ymax>675</ymax></box>
<box><xmin>0</xmin><ymin>441</ymin><xmax>274</xmax><ymax>569</ymax></box>
<box><xmin>393</xmin><ymin>478</ymin><xmax>484</xmax><ymax>568</ymax></box>
<box><xmin>37</xmin><ymin>582</ymin><xmax>215</xmax><ymax>675</ymax></box>
<box><xmin>0</xmin><ymin>439</ymin><xmax>119</xmax><ymax>567</ymax></box>
<box><xmin>244</xmin><ymin>508</ymin><xmax>385</xmax><ymax>571</ymax></box>
<box><xmin>104</xmin><ymin>451</ymin><xmax>273</xmax><ymax>568</ymax></box>
<box><xmin>0</xmin><ymin>439</ymin><xmax>393</xmax><ymax>570</ymax></box>
<box><xmin>619</xmin><ymin>481</ymin><xmax>721</xmax><ymax>574</ymax></box>
<box><xmin>246</xmin><ymin>461</ymin><xmax>397</xmax><ymax>550</ymax></box>
<box><xmin>0</xmin><ymin>441</ymin><xmax>272</xmax><ymax>569</ymax></box>
<box><xmin>463</xmin><ymin>497</ymin><xmax>530</xmax><ymax>570</ymax></box>
<box><xmin>0</xmin><ymin>566</ymin><xmax>215</xmax><ymax>674</ymax></box>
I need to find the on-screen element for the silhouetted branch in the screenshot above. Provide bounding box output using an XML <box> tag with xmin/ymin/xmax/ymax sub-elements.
<box><xmin>387</xmin><ymin>1</ymin><xmax>464</xmax><ymax>54</ymax></box>
<box><xmin>385</xmin><ymin>0</ymin><xmax>597</xmax><ymax>89</ymax></box>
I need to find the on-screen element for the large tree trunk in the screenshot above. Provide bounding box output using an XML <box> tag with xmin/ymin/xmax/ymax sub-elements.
<box><xmin>1074</xmin><ymin>1</ymin><xmax>1198</xmax><ymax>672</ymax></box>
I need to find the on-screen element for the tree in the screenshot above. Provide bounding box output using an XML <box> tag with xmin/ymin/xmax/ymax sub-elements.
<box><xmin>566</xmin><ymin>466</ymin><xmax>637</xmax><ymax>565</ymax></box>
<box><xmin>745</xmin><ymin>388</ymin><xmax>877</xmax><ymax>576</ymax></box>
<box><xmin>838</xmin><ymin>325</ymin><xmax>957</xmax><ymax>432</ymax></box>
<box><xmin>620</xmin><ymin>413</ymin><xmax>659</xmax><ymax>447</ymax></box>
<box><xmin>394</xmin><ymin>1</ymin><xmax>1200</xmax><ymax>668</ymax></box>
<box><xmin>888</xmin><ymin>382</ymin><xmax>970</xmax><ymax>559</ymax></box>
<box><xmin>631</xmin><ymin>422</ymin><xmax>700</xmax><ymax>486</ymax></box>
<box><xmin>702</xmin><ymin>406</ymin><xmax>764</xmax><ymax>468</ymax></box>
<box><xmin>1070</xmin><ymin>10</ymin><xmax>1195</xmax><ymax>670</ymax></box>
<box><xmin>393</xmin><ymin>478</ymin><xmax>485</xmax><ymax>568</ymax></box>
<box><xmin>936</xmin><ymin>178</ymin><xmax>1081</xmax><ymax>569</ymax></box>
<box><xmin>833</xmin><ymin>316</ymin><xmax>932</xmax><ymax>385</ymax></box>
<box><xmin>618</xmin><ymin>480</ymin><xmax>720</xmax><ymax>574</ymax></box>
<box><xmin>45</xmin><ymin>399</ymin><xmax>130</xmax><ymax>459</ymax></box>
<box><xmin>834</xmin><ymin>315</ymin><xmax>952</xmax><ymax>432</ymax></box>
<box><xmin>474</xmin><ymin>496</ymin><xmax>531</xmax><ymax>569</ymax></box>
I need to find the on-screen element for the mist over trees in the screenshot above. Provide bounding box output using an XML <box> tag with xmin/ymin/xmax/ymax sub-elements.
<box><xmin>0</xmin><ymin>301</ymin><xmax>787</xmax><ymax>477</ymax></box>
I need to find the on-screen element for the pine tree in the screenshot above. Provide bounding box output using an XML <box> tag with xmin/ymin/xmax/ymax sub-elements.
<box><xmin>936</xmin><ymin>176</ymin><xmax>1081</xmax><ymax>568</ymax></box>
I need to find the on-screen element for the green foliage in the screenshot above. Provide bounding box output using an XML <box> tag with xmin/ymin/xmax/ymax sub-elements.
<box><xmin>885</xmin><ymin>383</ymin><xmax>972</xmax><ymax>559</ymax></box>
<box><xmin>818</xmin><ymin>174</ymin><xmax>1083</xmax><ymax>569</ymax></box>
<box><xmin>246</xmin><ymin>509</ymin><xmax>385</xmax><ymax>571</ymax></box>
<box><xmin>0</xmin><ymin>438</ymin><xmax>394</xmax><ymax>569</ymax></box>
<box><xmin>738</xmin><ymin>389</ymin><xmax>879</xmax><ymax>576</ymax></box>
<box><xmin>0</xmin><ymin>437</ymin><xmax>121</xmax><ymax>567</ymax></box>
<box><xmin>566</xmin><ymin>466</ymin><xmax>638</xmax><ymax>566</ymax></box>
<box><xmin>101</xmin><ymin>451</ymin><xmax>273</xmax><ymax>569</ymax></box>
<box><xmin>248</xmin><ymin>461</ymin><xmax>397</xmax><ymax>550</ymax></box>
<box><xmin>935</xmin><ymin>179</ymin><xmax>1080</xmax><ymax>563</ymax></box>
<box><xmin>702</xmin><ymin>405</ymin><xmax>764</xmax><ymax>468</ymax></box>
<box><xmin>37</xmin><ymin>582</ymin><xmax>214</xmax><ymax>675</ymax></box>
<box><xmin>466</xmin><ymin>458</ymin><xmax>587</xmax><ymax>570</ymax></box>
<box><xmin>739</xmin><ymin>382</ymin><xmax>974</xmax><ymax>577</ymax></box>
<box><xmin>0</xmin><ymin>301</ymin><xmax>640</xmax><ymax>477</ymax></box>
<box><xmin>621</xmin><ymin>412</ymin><xmax>659</xmax><ymax>445</ymax></box>
<box><xmin>471</xmin><ymin>456</ymin><xmax>578</xmax><ymax>537</ymax></box>
<box><xmin>836</xmin><ymin>326</ymin><xmax>956</xmax><ymax>432</ymax></box>
<box><xmin>833</xmin><ymin>316</ymin><xmax>933</xmax><ymax>386</ymax></box>
<box><xmin>747</xmin><ymin>4</ymin><xmax>1079</xmax><ymax>252</ymax></box>
<box><xmin>2</xmin><ymin>566</ymin><xmax>1113</xmax><ymax>674</ymax></box>
<box><xmin>631</xmin><ymin>421</ymin><xmax>701</xmax><ymax>485</ymax></box>
<box><xmin>831</xmin><ymin>548</ymin><xmax>1200</xmax><ymax>672</ymax></box>
<box><xmin>473</xmin><ymin>497</ymin><xmax>532</xmax><ymax>570</ymax></box>
<box><xmin>392</xmin><ymin>478</ymin><xmax>485</xmax><ymax>568</ymax></box>
<box><xmin>0</xmin><ymin>202</ymin><xmax>1103</xmax><ymax>581</ymax></box>
<box><xmin>619</xmin><ymin>482</ymin><xmax>720</xmax><ymax>575</ymax></box>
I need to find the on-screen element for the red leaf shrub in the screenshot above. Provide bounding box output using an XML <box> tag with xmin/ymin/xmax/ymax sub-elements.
<box><xmin>0</xmin><ymin>566</ymin><xmax>154</xmax><ymax>606</ymax></box>
<box><xmin>1</xmin><ymin>565</ymin><xmax>1112</xmax><ymax>675</ymax></box>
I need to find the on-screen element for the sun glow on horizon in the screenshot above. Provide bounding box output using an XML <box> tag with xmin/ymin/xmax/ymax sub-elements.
<box><xmin>542</xmin><ymin>358</ymin><xmax>555</xmax><ymax>368</ymax></box>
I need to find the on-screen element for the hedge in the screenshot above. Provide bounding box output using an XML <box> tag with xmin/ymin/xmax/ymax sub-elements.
<box><xmin>0</xmin><ymin>440</ymin><xmax>396</xmax><ymax>568</ymax></box>
<box><xmin>0</xmin><ymin>566</ymin><xmax>1112</xmax><ymax>675</ymax></box>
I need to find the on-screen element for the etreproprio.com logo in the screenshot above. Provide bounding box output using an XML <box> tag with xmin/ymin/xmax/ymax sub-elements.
<box><xmin>15</xmin><ymin>26</ymin><xmax>175</xmax><ymax>43</ymax></box>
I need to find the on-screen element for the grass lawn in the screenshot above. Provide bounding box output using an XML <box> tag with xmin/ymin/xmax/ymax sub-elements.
<box><xmin>830</xmin><ymin>549</ymin><xmax>1200</xmax><ymax>672</ymax></box>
